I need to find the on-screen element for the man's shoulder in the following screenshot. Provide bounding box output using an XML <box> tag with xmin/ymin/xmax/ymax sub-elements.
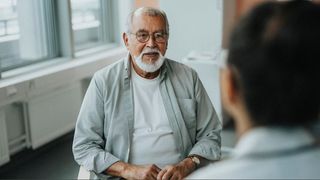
<box><xmin>94</xmin><ymin>58</ymin><xmax>126</xmax><ymax>79</ymax></box>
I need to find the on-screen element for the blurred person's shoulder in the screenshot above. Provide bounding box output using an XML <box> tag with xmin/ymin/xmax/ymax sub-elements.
<box><xmin>186</xmin><ymin>159</ymin><xmax>249</xmax><ymax>179</ymax></box>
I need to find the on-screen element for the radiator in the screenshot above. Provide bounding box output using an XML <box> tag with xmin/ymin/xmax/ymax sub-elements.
<box><xmin>27</xmin><ymin>83</ymin><xmax>82</xmax><ymax>149</ymax></box>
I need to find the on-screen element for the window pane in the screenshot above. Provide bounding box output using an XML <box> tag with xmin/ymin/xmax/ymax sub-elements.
<box><xmin>0</xmin><ymin>0</ymin><xmax>20</xmax><ymax>71</ymax></box>
<box><xmin>71</xmin><ymin>0</ymin><xmax>104</xmax><ymax>51</ymax></box>
<box><xmin>0</xmin><ymin>0</ymin><xmax>19</xmax><ymax>36</ymax></box>
<box><xmin>0</xmin><ymin>0</ymin><xmax>59</xmax><ymax>73</ymax></box>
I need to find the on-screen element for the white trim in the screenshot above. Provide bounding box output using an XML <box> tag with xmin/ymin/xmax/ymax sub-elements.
<box><xmin>22</xmin><ymin>102</ymin><xmax>32</xmax><ymax>148</ymax></box>
<box><xmin>0</xmin><ymin>108</ymin><xmax>10</xmax><ymax>166</ymax></box>
<box><xmin>1</xmin><ymin>58</ymin><xmax>68</xmax><ymax>79</ymax></box>
<box><xmin>72</xmin><ymin>20</ymin><xmax>100</xmax><ymax>30</ymax></box>
<box><xmin>0</xmin><ymin>34</ymin><xmax>19</xmax><ymax>43</ymax></box>
<box><xmin>0</xmin><ymin>47</ymin><xmax>127</xmax><ymax>107</ymax></box>
<box><xmin>74</xmin><ymin>43</ymin><xmax>117</xmax><ymax>57</ymax></box>
<box><xmin>0</xmin><ymin>47</ymin><xmax>125</xmax><ymax>88</ymax></box>
<box><xmin>8</xmin><ymin>134</ymin><xmax>27</xmax><ymax>146</ymax></box>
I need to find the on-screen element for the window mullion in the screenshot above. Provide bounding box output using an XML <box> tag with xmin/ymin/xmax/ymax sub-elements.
<box><xmin>56</xmin><ymin>0</ymin><xmax>74</xmax><ymax>58</ymax></box>
<box><xmin>43</xmin><ymin>0</ymin><xmax>59</xmax><ymax>59</ymax></box>
<box><xmin>100</xmin><ymin>0</ymin><xmax>113</xmax><ymax>43</ymax></box>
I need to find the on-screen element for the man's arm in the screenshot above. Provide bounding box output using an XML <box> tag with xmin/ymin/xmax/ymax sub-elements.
<box><xmin>189</xmin><ymin>73</ymin><xmax>222</xmax><ymax>160</ymax></box>
<box><xmin>73</xmin><ymin>74</ymin><xmax>120</xmax><ymax>174</ymax></box>
<box><xmin>106</xmin><ymin>161</ymin><xmax>161</xmax><ymax>180</ymax></box>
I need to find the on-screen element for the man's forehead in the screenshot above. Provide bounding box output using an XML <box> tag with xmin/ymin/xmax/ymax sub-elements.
<box><xmin>131</xmin><ymin>14</ymin><xmax>166</xmax><ymax>31</ymax></box>
<box><xmin>132</xmin><ymin>13</ymin><xmax>165</xmax><ymax>23</ymax></box>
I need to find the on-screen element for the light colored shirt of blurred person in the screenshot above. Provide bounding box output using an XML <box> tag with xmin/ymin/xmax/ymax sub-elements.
<box><xmin>189</xmin><ymin>0</ymin><xmax>320</xmax><ymax>179</ymax></box>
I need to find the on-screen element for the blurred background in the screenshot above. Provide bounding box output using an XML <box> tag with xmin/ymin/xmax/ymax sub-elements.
<box><xmin>0</xmin><ymin>0</ymin><xmax>309</xmax><ymax>178</ymax></box>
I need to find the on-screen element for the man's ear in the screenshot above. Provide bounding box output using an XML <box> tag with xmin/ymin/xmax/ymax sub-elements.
<box><xmin>122</xmin><ymin>32</ymin><xmax>129</xmax><ymax>48</ymax></box>
<box><xmin>220</xmin><ymin>67</ymin><xmax>239</xmax><ymax>112</ymax></box>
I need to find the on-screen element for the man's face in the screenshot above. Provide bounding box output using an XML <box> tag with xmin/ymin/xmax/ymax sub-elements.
<box><xmin>123</xmin><ymin>14</ymin><xmax>168</xmax><ymax>65</ymax></box>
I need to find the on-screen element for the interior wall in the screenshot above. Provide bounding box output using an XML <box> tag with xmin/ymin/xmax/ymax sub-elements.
<box><xmin>159</xmin><ymin>0</ymin><xmax>223</xmax><ymax>61</ymax></box>
<box><xmin>113</xmin><ymin>0</ymin><xmax>133</xmax><ymax>45</ymax></box>
<box><xmin>134</xmin><ymin>0</ymin><xmax>159</xmax><ymax>8</ymax></box>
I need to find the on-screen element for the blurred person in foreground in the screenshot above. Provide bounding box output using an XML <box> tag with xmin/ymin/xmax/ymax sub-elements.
<box><xmin>73</xmin><ymin>7</ymin><xmax>221</xmax><ymax>180</ymax></box>
<box><xmin>189</xmin><ymin>0</ymin><xmax>320</xmax><ymax>179</ymax></box>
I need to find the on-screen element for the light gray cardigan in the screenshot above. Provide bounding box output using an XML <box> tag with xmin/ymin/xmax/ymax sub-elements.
<box><xmin>73</xmin><ymin>56</ymin><xmax>221</xmax><ymax>179</ymax></box>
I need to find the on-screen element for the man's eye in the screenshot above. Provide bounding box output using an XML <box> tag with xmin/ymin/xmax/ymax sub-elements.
<box><xmin>138</xmin><ymin>33</ymin><xmax>148</xmax><ymax>38</ymax></box>
<box><xmin>154</xmin><ymin>33</ymin><xmax>164</xmax><ymax>38</ymax></box>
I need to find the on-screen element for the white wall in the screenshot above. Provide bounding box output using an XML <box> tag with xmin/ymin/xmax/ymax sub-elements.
<box><xmin>159</xmin><ymin>0</ymin><xmax>223</xmax><ymax>61</ymax></box>
<box><xmin>114</xmin><ymin>0</ymin><xmax>134</xmax><ymax>45</ymax></box>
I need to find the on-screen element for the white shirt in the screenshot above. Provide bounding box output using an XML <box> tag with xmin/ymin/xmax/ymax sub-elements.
<box><xmin>129</xmin><ymin>66</ymin><xmax>180</xmax><ymax>168</ymax></box>
<box><xmin>188</xmin><ymin>127</ymin><xmax>320</xmax><ymax>179</ymax></box>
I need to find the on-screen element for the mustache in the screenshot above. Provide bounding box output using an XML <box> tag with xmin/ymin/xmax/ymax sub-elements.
<box><xmin>142</xmin><ymin>48</ymin><xmax>161</xmax><ymax>54</ymax></box>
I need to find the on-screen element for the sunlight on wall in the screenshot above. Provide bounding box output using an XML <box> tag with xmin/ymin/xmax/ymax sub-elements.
<box><xmin>134</xmin><ymin>0</ymin><xmax>159</xmax><ymax>8</ymax></box>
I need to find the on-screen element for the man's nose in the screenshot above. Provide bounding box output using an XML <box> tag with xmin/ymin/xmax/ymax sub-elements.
<box><xmin>146</xmin><ymin>35</ymin><xmax>156</xmax><ymax>48</ymax></box>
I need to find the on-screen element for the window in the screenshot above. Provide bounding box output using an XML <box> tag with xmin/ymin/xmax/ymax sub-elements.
<box><xmin>0</xmin><ymin>0</ymin><xmax>118</xmax><ymax>78</ymax></box>
<box><xmin>71</xmin><ymin>0</ymin><xmax>114</xmax><ymax>52</ymax></box>
<box><xmin>0</xmin><ymin>0</ymin><xmax>20</xmax><ymax>71</ymax></box>
<box><xmin>0</xmin><ymin>0</ymin><xmax>19</xmax><ymax>37</ymax></box>
<box><xmin>0</xmin><ymin>0</ymin><xmax>59</xmax><ymax>73</ymax></box>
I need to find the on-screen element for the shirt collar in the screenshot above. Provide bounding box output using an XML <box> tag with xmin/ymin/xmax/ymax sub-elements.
<box><xmin>124</xmin><ymin>53</ymin><xmax>131</xmax><ymax>80</ymax></box>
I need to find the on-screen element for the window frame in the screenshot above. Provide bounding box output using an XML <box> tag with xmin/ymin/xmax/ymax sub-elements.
<box><xmin>0</xmin><ymin>0</ymin><xmax>119</xmax><ymax>79</ymax></box>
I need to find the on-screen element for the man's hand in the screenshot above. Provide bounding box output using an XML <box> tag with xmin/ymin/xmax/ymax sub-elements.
<box><xmin>106</xmin><ymin>161</ymin><xmax>161</xmax><ymax>180</ymax></box>
<box><xmin>157</xmin><ymin>158</ymin><xmax>196</xmax><ymax>180</ymax></box>
<box><xmin>123</xmin><ymin>164</ymin><xmax>162</xmax><ymax>180</ymax></box>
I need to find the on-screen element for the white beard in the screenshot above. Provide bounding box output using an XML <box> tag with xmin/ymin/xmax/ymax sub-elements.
<box><xmin>133</xmin><ymin>48</ymin><xmax>165</xmax><ymax>73</ymax></box>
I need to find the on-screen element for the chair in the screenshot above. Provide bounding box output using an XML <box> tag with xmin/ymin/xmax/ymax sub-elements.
<box><xmin>77</xmin><ymin>166</ymin><xmax>92</xmax><ymax>179</ymax></box>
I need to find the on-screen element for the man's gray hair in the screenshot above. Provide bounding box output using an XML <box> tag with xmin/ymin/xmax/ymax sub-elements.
<box><xmin>126</xmin><ymin>7</ymin><xmax>169</xmax><ymax>35</ymax></box>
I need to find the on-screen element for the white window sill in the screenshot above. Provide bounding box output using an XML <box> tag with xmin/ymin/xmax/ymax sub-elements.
<box><xmin>0</xmin><ymin>34</ymin><xmax>19</xmax><ymax>43</ymax></box>
<box><xmin>0</xmin><ymin>46</ymin><xmax>127</xmax><ymax>107</ymax></box>
<box><xmin>72</xmin><ymin>21</ymin><xmax>100</xmax><ymax>30</ymax></box>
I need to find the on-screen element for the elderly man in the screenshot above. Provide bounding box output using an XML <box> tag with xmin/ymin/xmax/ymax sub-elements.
<box><xmin>73</xmin><ymin>7</ymin><xmax>221</xmax><ymax>179</ymax></box>
<box><xmin>189</xmin><ymin>1</ymin><xmax>320</xmax><ymax>179</ymax></box>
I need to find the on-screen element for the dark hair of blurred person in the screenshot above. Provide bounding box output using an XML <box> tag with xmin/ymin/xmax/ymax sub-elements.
<box><xmin>227</xmin><ymin>0</ymin><xmax>320</xmax><ymax>128</ymax></box>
